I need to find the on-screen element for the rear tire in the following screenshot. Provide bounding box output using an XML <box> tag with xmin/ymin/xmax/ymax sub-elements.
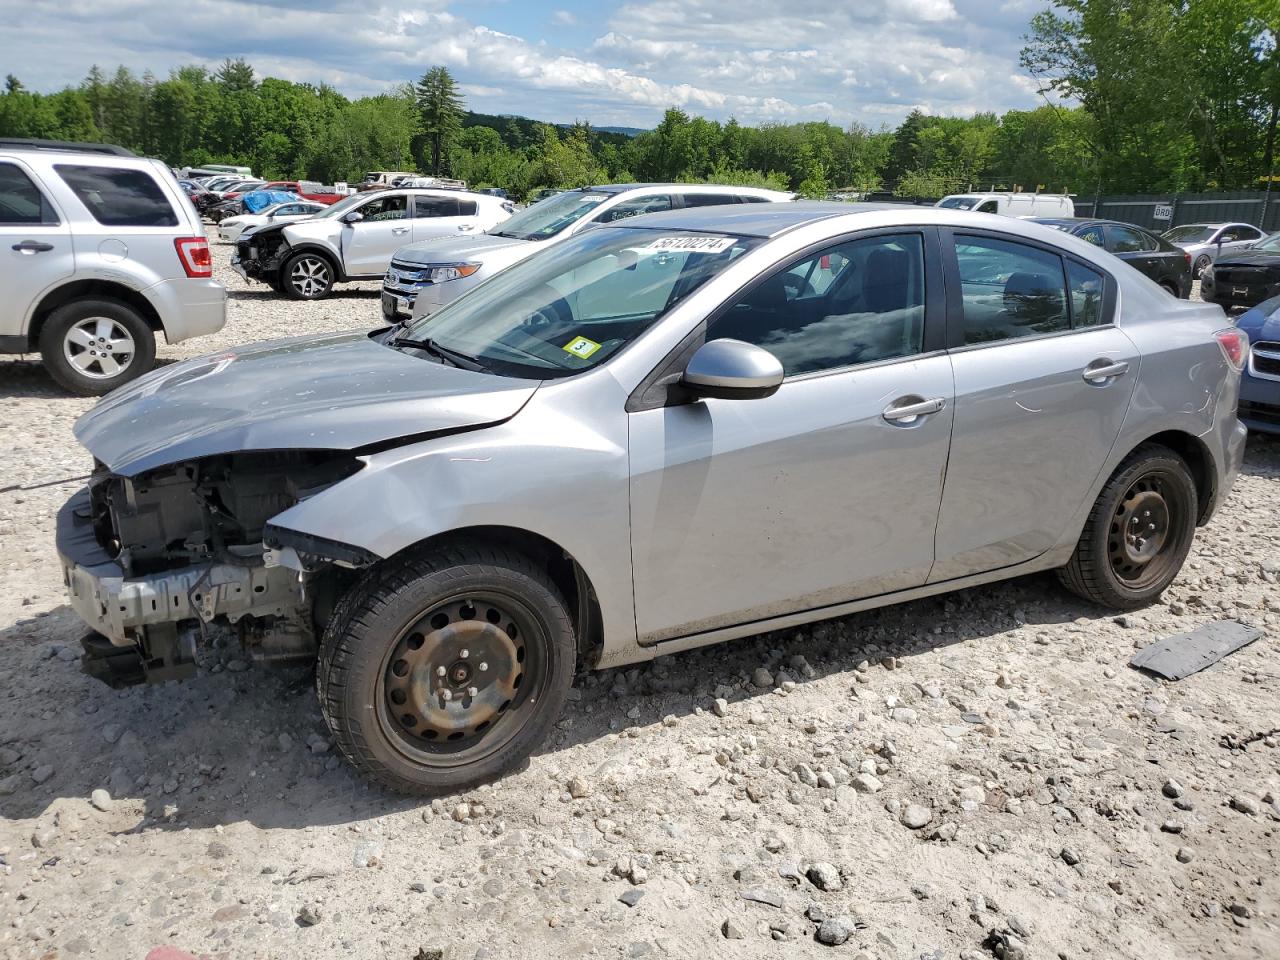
<box><xmin>38</xmin><ymin>299</ymin><xmax>155</xmax><ymax>396</ymax></box>
<box><xmin>317</xmin><ymin>544</ymin><xmax>576</xmax><ymax>795</ymax></box>
<box><xmin>282</xmin><ymin>251</ymin><xmax>336</xmax><ymax>300</ymax></box>
<box><xmin>1193</xmin><ymin>254</ymin><xmax>1212</xmax><ymax>279</ymax></box>
<box><xmin>1058</xmin><ymin>444</ymin><xmax>1198</xmax><ymax>610</ymax></box>
<box><xmin>1159</xmin><ymin>281</ymin><xmax>1180</xmax><ymax>298</ymax></box>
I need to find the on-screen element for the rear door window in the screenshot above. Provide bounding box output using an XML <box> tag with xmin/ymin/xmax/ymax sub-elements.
<box><xmin>680</xmin><ymin>193</ymin><xmax>742</xmax><ymax>208</ymax></box>
<box><xmin>1075</xmin><ymin>225</ymin><xmax>1106</xmax><ymax>247</ymax></box>
<box><xmin>54</xmin><ymin>164</ymin><xmax>178</xmax><ymax>227</ymax></box>
<box><xmin>953</xmin><ymin>235</ymin><xmax>1070</xmax><ymax>343</ymax></box>
<box><xmin>0</xmin><ymin>162</ymin><xmax>58</xmax><ymax>224</ymax></box>
<box><xmin>1107</xmin><ymin>225</ymin><xmax>1151</xmax><ymax>253</ymax></box>
<box><xmin>413</xmin><ymin>196</ymin><xmax>477</xmax><ymax>218</ymax></box>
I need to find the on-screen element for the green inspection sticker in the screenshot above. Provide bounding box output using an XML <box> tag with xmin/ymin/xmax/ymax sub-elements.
<box><xmin>562</xmin><ymin>336</ymin><xmax>602</xmax><ymax>359</ymax></box>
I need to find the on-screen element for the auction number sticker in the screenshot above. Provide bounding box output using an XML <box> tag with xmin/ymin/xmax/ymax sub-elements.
<box><xmin>642</xmin><ymin>235</ymin><xmax>737</xmax><ymax>254</ymax></box>
<box><xmin>563</xmin><ymin>336</ymin><xmax>602</xmax><ymax>359</ymax></box>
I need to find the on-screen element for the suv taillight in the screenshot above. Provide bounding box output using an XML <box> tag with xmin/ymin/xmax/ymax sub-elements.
<box><xmin>1214</xmin><ymin>327</ymin><xmax>1248</xmax><ymax>370</ymax></box>
<box><xmin>174</xmin><ymin>237</ymin><xmax>212</xmax><ymax>278</ymax></box>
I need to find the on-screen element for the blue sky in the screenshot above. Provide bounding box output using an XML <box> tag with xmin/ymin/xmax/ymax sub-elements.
<box><xmin>2</xmin><ymin>0</ymin><xmax>1052</xmax><ymax>129</ymax></box>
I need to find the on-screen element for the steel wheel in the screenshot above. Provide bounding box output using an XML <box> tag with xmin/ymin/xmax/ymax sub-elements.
<box><xmin>377</xmin><ymin>592</ymin><xmax>549</xmax><ymax>769</ymax></box>
<box><xmin>61</xmin><ymin>316</ymin><xmax>137</xmax><ymax>381</ymax></box>
<box><xmin>317</xmin><ymin>544</ymin><xmax>576</xmax><ymax>794</ymax></box>
<box><xmin>287</xmin><ymin>255</ymin><xmax>332</xmax><ymax>298</ymax></box>
<box><xmin>1061</xmin><ymin>444</ymin><xmax>1197</xmax><ymax>610</ymax></box>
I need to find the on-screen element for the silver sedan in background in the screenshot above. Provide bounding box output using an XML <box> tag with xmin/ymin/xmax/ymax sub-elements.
<box><xmin>1162</xmin><ymin>221</ymin><xmax>1267</xmax><ymax>278</ymax></box>
<box><xmin>58</xmin><ymin>203</ymin><xmax>1248</xmax><ymax>794</ymax></box>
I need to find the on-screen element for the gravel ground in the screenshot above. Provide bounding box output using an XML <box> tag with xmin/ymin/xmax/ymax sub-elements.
<box><xmin>0</xmin><ymin>234</ymin><xmax>1278</xmax><ymax>960</ymax></box>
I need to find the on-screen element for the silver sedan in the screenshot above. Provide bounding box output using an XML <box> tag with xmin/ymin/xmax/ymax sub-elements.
<box><xmin>59</xmin><ymin>203</ymin><xmax>1249</xmax><ymax>794</ymax></box>
<box><xmin>1162</xmin><ymin>221</ymin><xmax>1267</xmax><ymax>278</ymax></box>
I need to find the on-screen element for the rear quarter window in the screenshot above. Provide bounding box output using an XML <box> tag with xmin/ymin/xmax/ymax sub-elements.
<box><xmin>54</xmin><ymin>164</ymin><xmax>179</xmax><ymax>227</ymax></box>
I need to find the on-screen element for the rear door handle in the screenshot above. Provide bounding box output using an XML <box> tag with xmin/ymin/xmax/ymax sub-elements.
<box><xmin>883</xmin><ymin>396</ymin><xmax>945</xmax><ymax>423</ymax></box>
<box><xmin>12</xmin><ymin>240</ymin><xmax>54</xmax><ymax>254</ymax></box>
<box><xmin>1082</xmin><ymin>359</ymin><xmax>1129</xmax><ymax>383</ymax></box>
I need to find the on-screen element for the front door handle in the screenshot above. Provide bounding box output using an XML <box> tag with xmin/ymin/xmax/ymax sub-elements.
<box><xmin>391</xmin><ymin>226</ymin><xmax>411</xmax><ymax>235</ymax></box>
<box><xmin>12</xmin><ymin>240</ymin><xmax>54</xmax><ymax>254</ymax></box>
<box><xmin>1082</xmin><ymin>359</ymin><xmax>1129</xmax><ymax>383</ymax></box>
<box><xmin>883</xmin><ymin>396</ymin><xmax>945</xmax><ymax>423</ymax></box>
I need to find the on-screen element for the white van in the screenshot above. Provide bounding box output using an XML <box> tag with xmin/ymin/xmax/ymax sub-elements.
<box><xmin>937</xmin><ymin>192</ymin><xmax>1074</xmax><ymax>218</ymax></box>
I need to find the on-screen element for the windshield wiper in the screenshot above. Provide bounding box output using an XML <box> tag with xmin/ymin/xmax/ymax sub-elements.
<box><xmin>391</xmin><ymin>335</ymin><xmax>487</xmax><ymax>372</ymax></box>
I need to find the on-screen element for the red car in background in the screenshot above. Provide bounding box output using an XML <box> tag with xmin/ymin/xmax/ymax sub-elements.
<box><xmin>262</xmin><ymin>181</ymin><xmax>347</xmax><ymax>205</ymax></box>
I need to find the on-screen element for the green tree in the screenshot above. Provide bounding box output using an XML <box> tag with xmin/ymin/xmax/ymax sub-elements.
<box><xmin>415</xmin><ymin>66</ymin><xmax>464</xmax><ymax>175</ymax></box>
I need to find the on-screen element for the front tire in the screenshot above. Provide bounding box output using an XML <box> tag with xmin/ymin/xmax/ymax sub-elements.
<box><xmin>38</xmin><ymin>299</ymin><xmax>155</xmax><ymax>396</ymax></box>
<box><xmin>317</xmin><ymin>545</ymin><xmax>576</xmax><ymax>795</ymax></box>
<box><xmin>1058</xmin><ymin>444</ymin><xmax>1198</xmax><ymax>610</ymax></box>
<box><xmin>282</xmin><ymin>252</ymin><xmax>336</xmax><ymax>300</ymax></box>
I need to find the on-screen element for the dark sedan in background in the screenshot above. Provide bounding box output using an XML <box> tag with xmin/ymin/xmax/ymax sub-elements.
<box><xmin>1234</xmin><ymin>294</ymin><xmax>1280</xmax><ymax>434</ymax></box>
<box><xmin>1200</xmin><ymin>232</ymin><xmax>1280</xmax><ymax>312</ymax></box>
<box><xmin>1032</xmin><ymin>218</ymin><xmax>1192</xmax><ymax>297</ymax></box>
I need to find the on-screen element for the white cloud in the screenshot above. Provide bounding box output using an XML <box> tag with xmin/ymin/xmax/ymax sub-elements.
<box><xmin>0</xmin><ymin>0</ymin><xmax>1044</xmax><ymax>128</ymax></box>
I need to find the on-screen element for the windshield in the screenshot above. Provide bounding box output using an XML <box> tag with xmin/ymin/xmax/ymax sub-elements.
<box><xmin>317</xmin><ymin>193</ymin><xmax>372</xmax><ymax>219</ymax></box>
<box><xmin>1162</xmin><ymin>225</ymin><xmax>1216</xmax><ymax>243</ymax></box>
<box><xmin>489</xmin><ymin>191</ymin><xmax>609</xmax><ymax>240</ymax></box>
<box><xmin>937</xmin><ymin>197</ymin><xmax>979</xmax><ymax>210</ymax></box>
<box><xmin>400</xmin><ymin>226</ymin><xmax>761</xmax><ymax>378</ymax></box>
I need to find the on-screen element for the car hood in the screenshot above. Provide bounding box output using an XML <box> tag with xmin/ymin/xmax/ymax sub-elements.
<box><xmin>75</xmin><ymin>332</ymin><xmax>540</xmax><ymax>476</ymax></box>
<box><xmin>1237</xmin><ymin>296</ymin><xmax>1280</xmax><ymax>343</ymax></box>
<box><xmin>392</xmin><ymin>232</ymin><xmax>532</xmax><ymax>266</ymax></box>
<box><xmin>1212</xmin><ymin>249</ymin><xmax>1280</xmax><ymax>268</ymax></box>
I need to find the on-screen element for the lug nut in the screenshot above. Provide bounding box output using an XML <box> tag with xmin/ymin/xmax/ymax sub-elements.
<box><xmin>467</xmin><ymin>687</ymin><xmax>478</xmax><ymax>698</ymax></box>
<box><xmin>479</xmin><ymin>662</ymin><xmax>488</xmax><ymax>672</ymax></box>
<box><xmin>441</xmin><ymin>689</ymin><xmax>453</xmax><ymax>702</ymax></box>
<box><xmin>459</xmin><ymin>649</ymin><xmax>470</xmax><ymax>659</ymax></box>
<box><xmin>436</xmin><ymin>665</ymin><xmax>446</xmax><ymax>677</ymax></box>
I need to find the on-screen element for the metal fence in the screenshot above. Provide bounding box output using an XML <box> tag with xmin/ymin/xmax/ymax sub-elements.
<box><xmin>1072</xmin><ymin>190</ymin><xmax>1280</xmax><ymax>233</ymax></box>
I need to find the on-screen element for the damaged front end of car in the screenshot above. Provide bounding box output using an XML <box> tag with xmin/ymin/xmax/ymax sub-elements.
<box><xmin>233</xmin><ymin>224</ymin><xmax>291</xmax><ymax>284</ymax></box>
<box><xmin>58</xmin><ymin>451</ymin><xmax>369</xmax><ymax>688</ymax></box>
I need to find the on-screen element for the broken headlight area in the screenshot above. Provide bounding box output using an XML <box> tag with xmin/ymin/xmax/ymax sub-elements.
<box><xmin>235</xmin><ymin>228</ymin><xmax>290</xmax><ymax>281</ymax></box>
<box><xmin>61</xmin><ymin>451</ymin><xmax>364</xmax><ymax>688</ymax></box>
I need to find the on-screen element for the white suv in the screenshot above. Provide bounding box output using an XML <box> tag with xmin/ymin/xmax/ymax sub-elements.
<box><xmin>231</xmin><ymin>188</ymin><xmax>514</xmax><ymax>300</ymax></box>
<box><xmin>383</xmin><ymin>183</ymin><xmax>794</xmax><ymax>321</ymax></box>
<box><xmin>0</xmin><ymin>139</ymin><xmax>225</xmax><ymax>395</ymax></box>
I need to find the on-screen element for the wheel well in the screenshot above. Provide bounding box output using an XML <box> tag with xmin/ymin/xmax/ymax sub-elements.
<box><xmin>28</xmin><ymin>281</ymin><xmax>163</xmax><ymax>349</ymax></box>
<box><xmin>1138</xmin><ymin>430</ymin><xmax>1216</xmax><ymax>525</ymax></box>
<box><xmin>390</xmin><ymin>526</ymin><xmax>604</xmax><ymax>669</ymax></box>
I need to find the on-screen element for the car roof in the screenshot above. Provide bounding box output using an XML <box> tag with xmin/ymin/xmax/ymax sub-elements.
<box><xmin>1031</xmin><ymin>217</ymin><xmax>1152</xmax><ymax>231</ymax></box>
<box><xmin>575</xmin><ymin>183</ymin><xmax>787</xmax><ymax>197</ymax></box>
<box><xmin>598</xmin><ymin>200</ymin><xmax>924</xmax><ymax>238</ymax></box>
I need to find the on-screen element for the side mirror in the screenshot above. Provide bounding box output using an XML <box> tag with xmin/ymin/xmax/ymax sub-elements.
<box><xmin>342</xmin><ymin>211</ymin><xmax>364</xmax><ymax>224</ymax></box>
<box><xmin>682</xmin><ymin>339</ymin><xmax>784</xmax><ymax>401</ymax></box>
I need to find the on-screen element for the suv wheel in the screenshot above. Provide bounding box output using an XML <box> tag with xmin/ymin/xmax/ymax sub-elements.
<box><xmin>317</xmin><ymin>544</ymin><xmax>576</xmax><ymax>795</ymax></box>
<box><xmin>1058</xmin><ymin>443</ymin><xmax>1197</xmax><ymax>610</ymax></box>
<box><xmin>282</xmin><ymin>252</ymin><xmax>335</xmax><ymax>300</ymax></box>
<box><xmin>39</xmin><ymin>299</ymin><xmax>155</xmax><ymax>396</ymax></box>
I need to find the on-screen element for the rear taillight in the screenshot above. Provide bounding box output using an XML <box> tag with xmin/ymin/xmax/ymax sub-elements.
<box><xmin>1214</xmin><ymin>327</ymin><xmax>1248</xmax><ymax>370</ymax></box>
<box><xmin>174</xmin><ymin>236</ymin><xmax>212</xmax><ymax>278</ymax></box>
<box><xmin>1184</xmin><ymin>251</ymin><xmax>1191</xmax><ymax>266</ymax></box>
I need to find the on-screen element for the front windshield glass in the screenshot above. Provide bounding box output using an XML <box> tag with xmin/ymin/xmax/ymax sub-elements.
<box><xmin>938</xmin><ymin>197</ymin><xmax>978</xmax><ymax>210</ymax></box>
<box><xmin>401</xmin><ymin>226</ymin><xmax>761</xmax><ymax>378</ymax></box>
<box><xmin>317</xmin><ymin>193</ymin><xmax>371</xmax><ymax>219</ymax></box>
<box><xmin>490</xmin><ymin>191</ymin><xmax>609</xmax><ymax>240</ymax></box>
<box><xmin>1163</xmin><ymin>225</ymin><xmax>1215</xmax><ymax>243</ymax></box>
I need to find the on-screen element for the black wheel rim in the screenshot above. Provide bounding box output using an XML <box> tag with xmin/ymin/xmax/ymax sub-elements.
<box><xmin>375</xmin><ymin>591</ymin><xmax>550</xmax><ymax>769</ymax></box>
<box><xmin>1106</xmin><ymin>468</ymin><xmax>1190</xmax><ymax>590</ymax></box>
